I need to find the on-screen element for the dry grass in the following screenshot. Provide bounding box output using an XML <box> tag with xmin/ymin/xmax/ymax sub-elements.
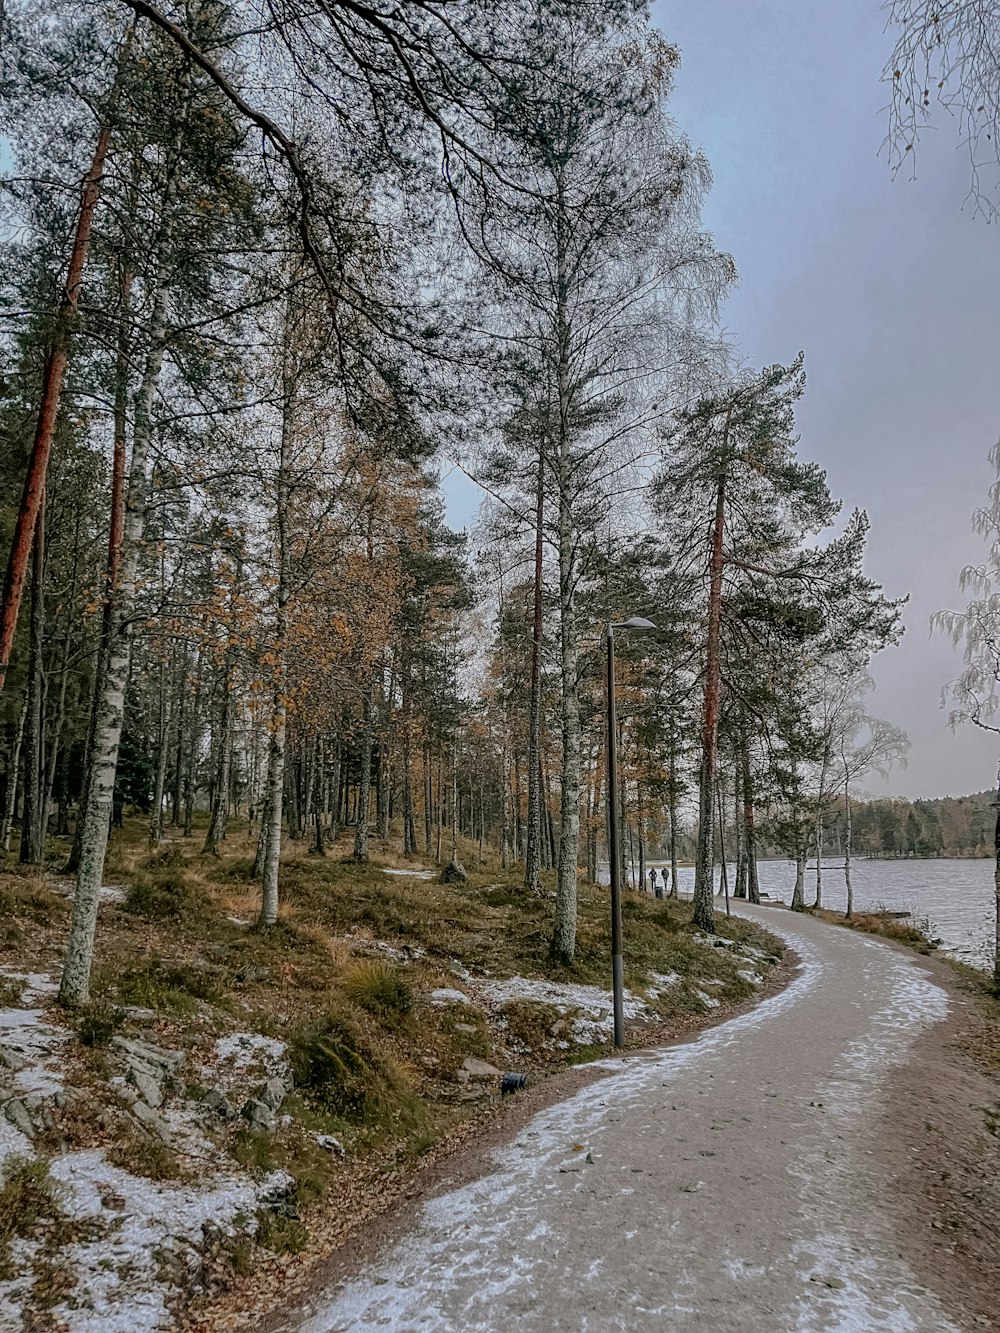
<box><xmin>811</xmin><ymin>907</ymin><xmax>936</xmax><ymax>953</ymax></box>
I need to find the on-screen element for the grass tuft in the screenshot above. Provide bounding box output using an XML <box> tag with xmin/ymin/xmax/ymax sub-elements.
<box><xmin>341</xmin><ymin>958</ymin><xmax>413</xmax><ymax>1023</ymax></box>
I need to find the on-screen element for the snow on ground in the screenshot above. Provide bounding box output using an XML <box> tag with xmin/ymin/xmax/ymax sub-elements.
<box><xmin>382</xmin><ymin>868</ymin><xmax>435</xmax><ymax>880</ymax></box>
<box><xmin>0</xmin><ymin>969</ymin><xmax>69</xmax><ymax>1110</ymax></box>
<box><xmin>458</xmin><ymin>973</ymin><xmax>686</xmax><ymax>1045</ymax></box>
<box><xmin>213</xmin><ymin>1032</ymin><xmax>287</xmax><ymax>1070</ymax></box>
<box><xmin>0</xmin><ymin>978</ymin><xmax>294</xmax><ymax>1330</ymax></box>
<box><xmin>46</xmin><ymin>1149</ymin><xmax>290</xmax><ymax>1333</ymax></box>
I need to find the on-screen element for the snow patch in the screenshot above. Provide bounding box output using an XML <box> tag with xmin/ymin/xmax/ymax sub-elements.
<box><xmin>430</xmin><ymin>988</ymin><xmax>473</xmax><ymax>1006</ymax></box>
<box><xmin>47</xmin><ymin>1148</ymin><xmax>289</xmax><ymax>1332</ymax></box>
<box><xmin>213</xmin><ymin>1032</ymin><xmax>286</xmax><ymax>1070</ymax></box>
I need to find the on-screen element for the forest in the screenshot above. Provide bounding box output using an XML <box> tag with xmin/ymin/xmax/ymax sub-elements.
<box><xmin>0</xmin><ymin>0</ymin><xmax>913</xmax><ymax>1009</ymax></box>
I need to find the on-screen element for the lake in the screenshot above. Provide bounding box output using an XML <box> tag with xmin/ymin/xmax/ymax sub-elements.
<box><xmin>609</xmin><ymin>858</ymin><xmax>996</xmax><ymax>973</ymax></box>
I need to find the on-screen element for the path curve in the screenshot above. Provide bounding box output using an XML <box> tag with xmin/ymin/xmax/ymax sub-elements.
<box><xmin>293</xmin><ymin>907</ymin><xmax>968</xmax><ymax>1332</ymax></box>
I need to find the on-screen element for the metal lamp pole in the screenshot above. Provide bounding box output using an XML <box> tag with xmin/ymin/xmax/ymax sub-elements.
<box><xmin>606</xmin><ymin>616</ymin><xmax>656</xmax><ymax>1050</ymax></box>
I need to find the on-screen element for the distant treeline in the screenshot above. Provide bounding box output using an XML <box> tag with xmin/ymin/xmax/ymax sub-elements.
<box><xmin>819</xmin><ymin>791</ymin><xmax>996</xmax><ymax>860</ymax></box>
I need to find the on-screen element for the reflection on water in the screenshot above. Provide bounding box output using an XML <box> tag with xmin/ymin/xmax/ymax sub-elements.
<box><xmin>607</xmin><ymin>858</ymin><xmax>995</xmax><ymax>972</ymax></box>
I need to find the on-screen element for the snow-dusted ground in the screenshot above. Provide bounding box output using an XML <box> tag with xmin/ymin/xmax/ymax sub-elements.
<box><xmin>291</xmin><ymin>908</ymin><xmax>962</xmax><ymax>1333</ymax></box>
<box><xmin>0</xmin><ymin>969</ymin><xmax>292</xmax><ymax>1331</ymax></box>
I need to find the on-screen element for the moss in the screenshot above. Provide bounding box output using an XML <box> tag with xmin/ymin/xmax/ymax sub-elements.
<box><xmin>255</xmin><ymin>1209</ymin><xmax>309</xmax><ymax>1255</ymax></box>
<box><xmin>115</xmin><ymin>957</ymin><xmax>221</xmax><ymax>1014</ymax></box>
<box><xmin>123</xmin><ymin>868</ymin><xmax>198</xmax><ymax>921</ymax></box>
<box><xmin>288</xmin><ymin>1009</ymin><xmax>423</xmax><ymax>1133</ymax></box>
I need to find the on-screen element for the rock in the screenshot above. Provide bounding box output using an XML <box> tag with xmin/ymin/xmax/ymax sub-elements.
<box><xmin>4</xmin><ymin>1098</ymin><xmax>35</xmax><ymax>1139</ymax></box>
<box><xmin>438</xmin><ymin>858</ymin><xmax>468</xmax><ymax>884</ymax></box>
<box><xmin>53</xmin><ymin>1089</ymin><xmax>83</xmax><ymax>1110</ymax></box>
<box><xmin>21</xmin><ymin>1093</ymin><xmax>55</xmax><ymax>1131</ymax></box>
<box><xmin>316</xmin><ymin>1134</ymin><xmax>345</xmax><ymax>1155</ymax></box>
<box><xmin>240</xmin><ymin>1098</ymin><xmax>276</xmax><ymax>1133</ymax></box>
<box><xmin>462</xmin><ymin>1057</ymin><xmax>501</xmax><ymax>1081</ymax></box>
<box><xmin>112</xmin><ymin>1036</ymin><xmax>185</xmax><ymax>1074</ymax></box>
<box><xmin>0</xmin><ymin>1048</ymin><xmax>29</xmax><ymax>1073</ymax></box>
<box><xmin>202</xmin><ymin>1088</ymin><xmax>237</xmax><ymax>1120</ymax></box>
<box><xmin>127</xmin><ymin>1067</ymin><xmax>163</xmax><ymax>1108</ymax></box>
<box><xmin>736</xmin><ymin>969</ymin><xmax>764</xmax><ymax>986</ymax></box>
<box><xmin>453</xmin><ymin>1023</ymin><xmax>478</xmax><ymax>1035</ymax></box>
<box><xmin>124</xmin><ymin>1007</ymin><xmax>157</xmax><ymax>1024</ymax></box>
<box><xmin>257</xmin><ymin>1077</ymin><xmax>286</xmax><ymax>1112</ymax></box>
<box><xmin>430</xmin><ymin>988</ymin><xmax>472</xmax><ymax>1006</ymax></box>
<box><xmin>131</xmin><ymin>1099</ymin><xmax>172</xmax><ymax>1143</ymax></box>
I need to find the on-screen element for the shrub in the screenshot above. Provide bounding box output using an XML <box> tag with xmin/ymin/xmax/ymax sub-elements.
<box><xmin>341</xmin><ymin>959</ymin><xmax>413</xmax><ymax>1023</ymax></box>
<box><xmin>116</xmin><ymin>957</ymin><xmax>220</xmax><ymax>1013</ymax></box>
<box><xmin>76</xmin><ymin>1003</ymin><xmax>126</xmax><ymax>1047</ymax></box>
<box><xmin>288</xmin><ymin>1010</ymin><xmax>420</xmax><ymax>1129</ymax></box>
<box><xmin>255</xmin><ymin>1208</ymin><xmax>309</xmax><ymax>1255</ymax></box>
<box><xmin>123</xmin><ymin>869</ymin><xmax>195</xmax><ymax>920</ymax></box>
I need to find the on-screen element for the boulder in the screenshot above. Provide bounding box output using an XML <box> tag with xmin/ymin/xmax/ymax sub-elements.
<box><xmin>461</xmin><ymin>1057</ymin><xmax>501</xmax><ymax>1081</ymax></box>
<box><xmin>127</xmin><ymin>1067</ymin><xmax>163</xmax><ymax>1108</ymax></box>
<box><xmin>439</xmin><ymin>858</ymin><xmax>468</xmax><ymax>884</ymax></box>
<box><xmin>4</xmin><ymin>1098</ymin><xmax>35</xmax><ymax>1139</ymax></box>
<box><xmin>0</xmin><ymin>1048</ymin><xmax>29</xmax><ymax>1074</ymax></box>
<box><xmin>112</xmin><ymin>1036</ymin><xmax>185</xmax><ymax>1074</ymax></box>
<box><xmin>257</xmin><ymin>1077</ymin><xmax>287</xmax><ymax>1112</ymax></box>
<box><xmin>131</xmin><ymin>1099</ymin><xmax>172</xmax><ymax>1143</ymax></box>
<box><xmin>315</xmin><ymin>1133</ymin><xmax>345</xmax><ymax>1155</ymax></box>
<box><xmin>202</xmin><ymin>1088</ymin><xmax>237</xmax><ymax>1120</ymax></box>
<box><xmin>240</xmin><ymin>1098</ymin><xmax>276</xmax><ymax>1133</ymax></box>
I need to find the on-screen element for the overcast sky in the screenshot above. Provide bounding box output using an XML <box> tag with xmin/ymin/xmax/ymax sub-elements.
<box><xmin>444</xmin><ymin>1</ymin><xmax>1000</xmax><ymax>801</ymax></box>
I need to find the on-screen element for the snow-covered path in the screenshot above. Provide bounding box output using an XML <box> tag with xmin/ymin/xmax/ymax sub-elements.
<box><xmin>292</xmin><ymin>907</ymin><xmax>965</xmax><ymax>1332</ymax></box>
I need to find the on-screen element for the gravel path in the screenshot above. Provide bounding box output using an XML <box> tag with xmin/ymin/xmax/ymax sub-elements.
<box><xmin>296</xmin><ymin>907</ymin><xmax>971</xmax><ymax>1332</ymax></box>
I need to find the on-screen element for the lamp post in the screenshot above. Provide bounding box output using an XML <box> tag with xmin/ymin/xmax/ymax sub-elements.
<box><xmin>606</xmin><ymin>616</ymin><xmax>656</xmax><ymax>1049</ymax></box>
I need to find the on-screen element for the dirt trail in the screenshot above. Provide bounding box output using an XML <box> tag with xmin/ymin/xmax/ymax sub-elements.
<box><xmin>288</xmin><ymin>907</ymin><xmax>985</xmax><ymax>1332</ymax></box>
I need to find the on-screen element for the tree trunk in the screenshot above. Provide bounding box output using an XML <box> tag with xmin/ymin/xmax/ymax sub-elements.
<box><xmin>552</xmin><ymin>459</ymin><xmax>580</xmax><ymax>964</ymax></box>
<box><xmin>741</xmin><ymin>729</ymin><xmax>760</xmax><ymax>904</ymax></box>
<box><xmin>2</xmin><ymin>700</ymin><xmax>29</xmax><ymax>852</ymax></box>
<box><xmin>20</xmin><ymin>501</ymin><xmax>46</xmax><ymax>865</ymax></box>
<box><xmin>203</xmin><ymin>657</ymin><xmax>235</xmax><ymax>857</ymax></box>
<box><xmin>60</xmin><ymin>225</ymin><xmax>173</xmax><ymax>1006</ymax></box>
<box><xmin>693</xmin><ymin>468</ymin><xmax>726</xmax><ymax>933</ymax></box>
<box><xmin>717</xmin><ymin>781</ymin><xmax>730</xmax><ymax>915</ymax></box>
<box><xmin>791</xmin><ymin>837</ymin><xmax>806</xmax><ymax>910</ymax></box>
<box><xmin>43</xmin><ymin>510</ymin><xmax>81</xmax><ymax>836</ymax></box>
<box><xmin>0</xmin><ymin>43</ymin><xmax>132</xmax><ymax>693</ymax></box>
<box><xmin>813</xmin><ymin>747</ymin><xmax>828</xmax><ymax>908</ymax></box>
<box><xmin>312</xmin><ymin>737</ymin><xmax>326</xmax><ymax>855</ymax></box>
<box><xmin>844</xmin><ymin>765</ymin><xmax>854</xmax><ymax>920</ymax></box>
<box><xmin>353</xmin><ymin>692</ymin><xmax>374</xmax><ymax>862</ymax></box>
<box><xmin>524</xmin><ymin>445</ymin><xmax>545</xmax><ymax>891</ymax></box>
<box><xmin>148</xmin><ymin>657</ymin><xmax>171</xmax><ymax>848</ymax></box>
<box><xmin>259</xmin><ymin>372</ymin><xmax>293</xmax><ymax>925</ymax></box>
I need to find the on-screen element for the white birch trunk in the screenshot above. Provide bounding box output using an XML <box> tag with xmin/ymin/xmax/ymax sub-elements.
<box><xmin>60</xmin><ymin>265</ymin><xmax>171</xmax><ymax>1005</ymax></box>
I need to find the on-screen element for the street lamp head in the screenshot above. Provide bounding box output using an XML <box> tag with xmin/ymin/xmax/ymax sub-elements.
<box><xmin>614</xmin><ymin>617</ymin><xmax>657</xmax><ymax>631</ymax></box>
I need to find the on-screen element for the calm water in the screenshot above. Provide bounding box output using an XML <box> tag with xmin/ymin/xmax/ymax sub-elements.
<box><xmin>612</xmin><ymin>858</ymin><xmax>996</xmax><ymax>972</ymax></box>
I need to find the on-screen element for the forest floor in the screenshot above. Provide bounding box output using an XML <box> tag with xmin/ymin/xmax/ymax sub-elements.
<box><xmin>0</xmin><ymin>818</ymin><xmax>790</xmax><ymax>1332</ymax></box>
